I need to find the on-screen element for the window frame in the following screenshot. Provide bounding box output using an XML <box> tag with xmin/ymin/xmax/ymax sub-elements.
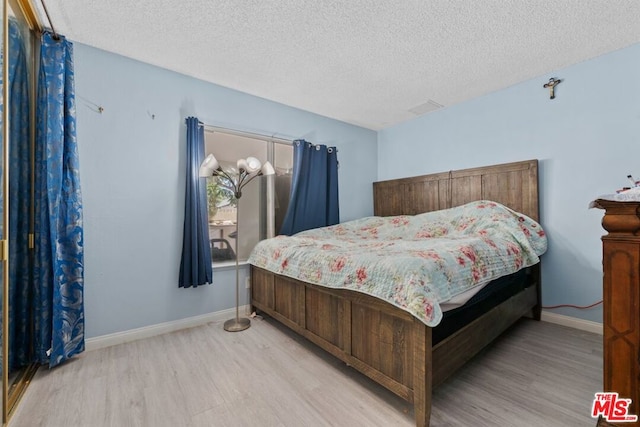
<box><xmin>203</xmin><ymin>126</ymin><xmax>292</xmax><ymax>268</ymax></box>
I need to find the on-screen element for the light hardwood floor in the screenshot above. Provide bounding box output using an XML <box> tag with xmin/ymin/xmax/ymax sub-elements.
<box><xmin>10</xmin><ymin>317</ymin><xmax>602</xmax><ymax>427</ymax></box>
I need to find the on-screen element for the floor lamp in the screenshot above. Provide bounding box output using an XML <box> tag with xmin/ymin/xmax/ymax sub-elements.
<box><xmin>199</xmin><ymin>154</ymin><xmax>275</xmax><ymax>332</ymax></box>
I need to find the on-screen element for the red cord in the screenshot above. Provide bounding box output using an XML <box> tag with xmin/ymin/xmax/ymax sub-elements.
<box><xmin>542</xmin><ymin>300</ymin><xmax>603</xmax><ymax>309</ymax></box>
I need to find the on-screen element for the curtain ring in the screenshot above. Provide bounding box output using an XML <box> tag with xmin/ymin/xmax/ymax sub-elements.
<box><xmin>327</xmin><ymin>147</ymin><xmax>333</xmax><ymax>153</ymax></box>
<box><xmin>294</xmin><ymin>140</ymin><xmax>301</xmax><ymax>147</ymax></box>
<box><xmin>315</xmin><ymin>145</ymin><xmax>321</xmax><ymax>151</ymax></box>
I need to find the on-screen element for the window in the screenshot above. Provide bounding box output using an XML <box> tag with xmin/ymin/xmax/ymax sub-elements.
<box><xmin>204</xmin><ymin>130</ymin><xmax>293</xmax><ymax>264</ymax></box>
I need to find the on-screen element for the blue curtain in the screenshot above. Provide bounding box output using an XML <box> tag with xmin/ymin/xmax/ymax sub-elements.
<box><xmin>280</xmin><ymin>140</ymin><xmax>339</xmax><ymax>235</ymax></box>
<box><xmin>178</xmin><ymin>117</ymin><xmax>212</xmax><ymax>288</ymax></box>
<box><xmin>33</xmin><ymin>31</ymin><xmax>85</xmax><ymax>368</ymax></box>
<box><xmin>0</xmin><ymin>19</ymin><xmax>32</xmax><ymax>371</ymax></box>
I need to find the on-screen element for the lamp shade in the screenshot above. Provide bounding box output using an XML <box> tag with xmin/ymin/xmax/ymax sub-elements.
<box><xmin>236</xmin><ymin>158</ymin><xmax>248</xmax><ymax>172</ymax></box>
<box><xmin>261</xmin><ymin>161</ymin><xmax>275</xmax><ymax>176</ymax></box>
<box><xmin>245</xmin><ymin>157</ymin><xmax>262</xmax><ymax>173</ymax></box>
<box><xmin>199</xmin><ymin>153</ymin><xmax>219</xmax><ymax>177</ymax></box>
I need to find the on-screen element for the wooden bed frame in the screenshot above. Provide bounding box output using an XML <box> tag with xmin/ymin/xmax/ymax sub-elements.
<box><xmin>251</xmin><ymin>159</ymin><xmax>541</xmax><ymax>426</ymax></box>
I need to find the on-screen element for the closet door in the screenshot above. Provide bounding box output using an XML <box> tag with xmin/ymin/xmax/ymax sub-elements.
<box><xmin>2</xmin><ymin>0</ymin><xmax>39</xmax><ymax>422</ymax></box>
<box><xmin>1</xmin><ymin>0</ymin><xmax>5</xmax><ymax>419</ymax></box>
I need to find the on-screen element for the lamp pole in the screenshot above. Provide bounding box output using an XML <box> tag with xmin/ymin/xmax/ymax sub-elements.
<box><xmin>223</xmin><ymin>192</ymin><xmax>250</xmax><ymax>332</ymax></box>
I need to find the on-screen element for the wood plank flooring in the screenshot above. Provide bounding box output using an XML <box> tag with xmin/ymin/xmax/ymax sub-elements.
<box><xmin>9</xmin><ymin>317</ymin><xmax>602</xmax><ymax>427</ymax></box>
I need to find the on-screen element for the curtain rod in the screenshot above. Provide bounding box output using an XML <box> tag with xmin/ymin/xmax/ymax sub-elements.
<box><xmin>39</xmin><ymin>0</ymin><xmax>59</xmax><ymax>40</ymax></box>
<box><xmin>200</xmin><ymin>123</ymin><xmax>293</xmax><ymax>145</ymax></box>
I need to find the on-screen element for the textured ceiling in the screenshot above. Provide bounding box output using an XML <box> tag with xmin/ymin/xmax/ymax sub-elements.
<box><xmin>36</xmin><ymin>1</ymin><xmax>640</xmax><ymax>130</ymax></box>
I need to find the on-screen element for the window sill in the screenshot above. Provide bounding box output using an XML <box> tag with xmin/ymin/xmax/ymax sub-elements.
<box><xmin>212</xmin><ymin>260</ymin><xmax>249</xmax><ymax>272</ymax></box>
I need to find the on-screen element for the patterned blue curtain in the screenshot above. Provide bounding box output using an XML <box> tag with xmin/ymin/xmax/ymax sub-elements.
<box><xmin>1</xmin><ymin>19</ymin><xmax>32</xmax><ymax>371</ymax></box>
<box><xmin>178</xmin><ymin>117</ymin><xmax>212</xmax><ymax>288</ymax></box>
<box><xmin>34</xmin><ymin>31</ymin><xmax>84</xmax><ymax>368</ymax></box>
<box><xmin>280</xmin><ymin>140</ymin><xmax>339</xmax><ymax>235</ymax></box>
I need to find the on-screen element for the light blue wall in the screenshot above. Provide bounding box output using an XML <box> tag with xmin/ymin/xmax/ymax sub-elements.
<box><xmin>74</xmin><ymin>43</ymin><xmax>377</xmax><ymax>338</ymax></box>
<box><xmin>378</xmin><ymin>42</ymin><xmax>640</xmax><ymax>323</ymax></box>
<box><xmin>76</xmin><ymin>38</ymin><xmax>639</xmax><ymax>337</ymax></box>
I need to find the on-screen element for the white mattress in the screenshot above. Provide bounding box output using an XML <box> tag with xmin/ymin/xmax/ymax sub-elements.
<box><xmin>439</xmin><ymin>282</ymin><xmax>489</xmax><ymax>312</ymax></box>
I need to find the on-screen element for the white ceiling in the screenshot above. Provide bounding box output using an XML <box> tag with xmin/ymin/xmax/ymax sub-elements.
<box><xmin>36</xmin><ymin>1</ymin><xmax>640</xmax><ymax>130</ymax></box>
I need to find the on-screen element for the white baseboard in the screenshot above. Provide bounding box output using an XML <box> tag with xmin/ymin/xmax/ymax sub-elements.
<box><xmin>541</xmin><ymin>310</ymin><xmax>603</xmax><ymax>335</ymax></box>
<box><xmin>86</xmin><ymin>306</ymin><xmax>602</xmax><ymax>352</ymax></box>
<box><xmin>85</xmin><ymin>305</ymin><xmax>251</xmax><ymax>352</ymax></box>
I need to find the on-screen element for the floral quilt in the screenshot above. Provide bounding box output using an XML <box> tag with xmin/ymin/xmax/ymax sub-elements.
<box><xmin>248</xmin><ymin>201</ymin><xmax>547</xmax><ymax>327</ymax></box>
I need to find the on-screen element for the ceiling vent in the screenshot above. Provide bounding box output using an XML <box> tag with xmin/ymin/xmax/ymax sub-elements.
<box><xmin>408</xmin><ymin>100</ymin><xmax>444</xmax><ymax>116</ymax></box>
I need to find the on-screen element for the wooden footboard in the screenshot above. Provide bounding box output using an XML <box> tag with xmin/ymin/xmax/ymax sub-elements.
<box><xmin>251</xmin><ymin>266</ymin><xmax>539</xmax><ymax>426</ymax></box>
<box><xmin>251</xmin><ymin>266</ymin><xmax>427</xmax><ymax>402</ymax></box>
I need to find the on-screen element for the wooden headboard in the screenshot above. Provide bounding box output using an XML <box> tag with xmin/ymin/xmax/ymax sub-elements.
<box><xmin>373</xmin><ymin>159</ymin><xmax>539</xmax><ymax>221</ymax></box>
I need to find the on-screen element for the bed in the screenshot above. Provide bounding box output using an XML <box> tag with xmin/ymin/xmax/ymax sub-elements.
<box><xmin>250</xmin><ymin>159</ymin><xmax>543</xmax><ymax>427</ymax></box>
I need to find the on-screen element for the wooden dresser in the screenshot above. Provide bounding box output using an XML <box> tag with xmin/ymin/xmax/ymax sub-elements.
<box><xmin>596</xmin><ymin>200</ymin><xmax>640</xmax><ymax>426</ymax></box>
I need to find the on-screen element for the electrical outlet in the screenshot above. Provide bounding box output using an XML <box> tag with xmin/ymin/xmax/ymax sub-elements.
<box><xmin>245</xmin><ymin>277</ymin><xmax>251</xmax><ymax>289</ymax></box>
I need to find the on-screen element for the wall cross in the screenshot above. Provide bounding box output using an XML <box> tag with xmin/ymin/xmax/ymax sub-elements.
<box><xmin>543</xmin><ymin>78</ymin><xmax>562</xmax><ymax>99</ymax></box>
